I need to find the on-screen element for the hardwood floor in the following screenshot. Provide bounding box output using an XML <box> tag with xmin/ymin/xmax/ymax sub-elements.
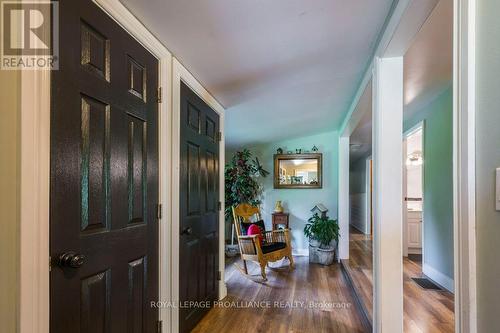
<box><xmin>343</xmin><ymin>227</ymin><xmax>455</xmax><ymax>333</ymax></box>
<box><xmin>341</xmin><ymin>229</ymin><xmax>373</xmax><ymax>326</ymax></box>
<box><xmin>193</xmin><ymin>256</ymin><xmax>369</xmax><ymax>333</ymax></box>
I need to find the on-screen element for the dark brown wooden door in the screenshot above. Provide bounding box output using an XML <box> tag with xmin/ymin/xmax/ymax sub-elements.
<box><xmin>50</xmin><ymin>1</ymin><xmax>159</xmax><ymax>332</ymax></box>
<box><xmin>179</xmin><ymin>81</ymin><xmax>220</xmax><ymax>333</ymax></box>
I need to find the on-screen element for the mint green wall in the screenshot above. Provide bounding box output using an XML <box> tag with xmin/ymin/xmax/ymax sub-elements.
<box><xmin>227</xmin><ymin>131</ymin><xmax>339</xmax><ymax>254</ymax></box>
<box><xmin>350</xmin><ymin>157</ymin><xmax>367</xmax><ymax>195</ymax></box>
<box><xmin>476</xmin><ymin>0</ymin><xmax>500</xmax><ymax>330</ymax></box>
<box><xmin>349</xmin><ymin>157</ymin><xmax>369</xmax><ymax>233</ymax></box>
<box><xmin>404</xmin><ymin>87</ymin><xmax>454</xmax><ymax>282</ymax></box>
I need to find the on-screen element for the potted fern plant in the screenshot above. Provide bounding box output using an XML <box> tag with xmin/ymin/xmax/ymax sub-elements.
<box><xmin>304</xmin><ymin>213</ymin><xmax>340</xmax><ymax>265</ymax></box>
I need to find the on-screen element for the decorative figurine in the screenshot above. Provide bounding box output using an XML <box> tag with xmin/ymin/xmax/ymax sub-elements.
<box><xmin>312</xmin><ymin>145</ymin><xmax>319</xmax><ymax>152</ymax></box>
<box><xmin>296</xmin><ymin>148</ymin><xmax>302</xmax><ymax>154</ymax></box>
<box><xmin>276</xmin><ymin>147</ymin><xmax>283</xmax><ymax>154</ymax></box>
<box><xmin>274</xmin><ymin>200</ymin><xmax>284</xmax><ymax>213</ymax></box>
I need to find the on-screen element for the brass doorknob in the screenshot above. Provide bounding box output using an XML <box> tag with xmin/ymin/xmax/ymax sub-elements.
<box><xmin>58</xmin><ymin>251</ymin><xmax>85</xmax><ymax>268</ymax></box>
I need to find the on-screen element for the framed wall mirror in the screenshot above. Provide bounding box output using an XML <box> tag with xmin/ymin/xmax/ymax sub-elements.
<box><xmin>274</xmin><ymin>153</ymin><xmax>322</xmax><ymax>189</ymax></box>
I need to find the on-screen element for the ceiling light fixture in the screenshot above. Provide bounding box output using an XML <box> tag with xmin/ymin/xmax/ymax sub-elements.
<box><xmin>406</xmin><ymin>151</ymin><xmax>423</xmax><ymax>166</ymax></box>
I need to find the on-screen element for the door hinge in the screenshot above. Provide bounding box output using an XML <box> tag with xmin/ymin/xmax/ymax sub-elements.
<box><xmin>217</xmin><ymin>271</ymin><xmax>222</xmax><ymax>281</ymax></box>
<box><xmin>218</xmin><ymin>201</ymin><xmax>222</xmax><ymax>211</ymax></box>
<box><xmin>216</xmin><ymin>131</ymin><xmax>222</xmax><ymax>142</ymax></box>
<box><xmin>49</xmin><ymin>256</ymin><xmax>52</xmax><ymax>272</ymax></box>
<box><xmin>157</xmin><ymin>87</ymin><xmax>162</xmax><ymax>104</ymax></box>
<box><xmin>156</xmin><ymin>204</ymin><xmax>162</xmax><ymax>220</ymax></box>
<box><xmin>157</xmin><ymin>320</ymin><xmax>163</xmax><ymax>333</ymax></box>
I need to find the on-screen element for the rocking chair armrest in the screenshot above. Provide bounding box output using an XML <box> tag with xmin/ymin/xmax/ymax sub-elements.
<box><xmin>237</xmin><ymin>235</ymin><xmax>262</xmax><ymax>255</ymax></box>
<box><xmin>238</xmin><ymin>235</ymin><xmax>259</xmax><ymax>241</ymax></box>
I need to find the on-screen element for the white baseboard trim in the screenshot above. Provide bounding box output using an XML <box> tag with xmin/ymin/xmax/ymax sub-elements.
<box><xmin>408</xmin><ymin>248</ymin><xmax>422</xmax><ymax>255</ymax></box>
<box><xmin>218</xmin><ymin>281</ymin><xmax>227</xmax><ymax>300</ymax></box>
<box><xmin>293</xmin><ymin>248</ymin><xmax>309</xmax><ymax>256</ymax></box>
<box><xmin>423</xmin><ymin>263</ymin><xmax>454</xmax><ymax>293</ymax></box>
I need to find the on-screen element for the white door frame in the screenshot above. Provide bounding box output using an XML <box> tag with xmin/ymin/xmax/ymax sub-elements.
<box><xmin>19</xmin><ymin>53</ymin><xmax>51</xmax><ymax>333</ymax></box>
<box><xmin>402</xmin><ymin>136</ymin><xmax>408</xmax><ymax>257</ymax></box>
<box><xmin>338</xmin><ymin>135</ymin><xmax>350</xmax><ymax>260</ymax></box>
<box><xmin>372</xmin><ymin>56</ymin><xmax>405</xmax><ymax>333</ymax></box>
<box><xmin>171</xmin><ymin>58</ymin><xmax>227</xmax><ymax>333</ymax></box>
<box><xmin>365</xmin><ymin>156</ymin><xmax>372</xmax><ymax>236</ymax></box>
<box><xmin>453</xmin><ymin>0</ymin><xmax>477</xmax><ymax>331</ymax></box>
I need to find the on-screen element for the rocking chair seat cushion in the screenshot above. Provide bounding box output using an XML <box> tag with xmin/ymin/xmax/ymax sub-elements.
<box><xmin>261</xmin><ymin>241</ymin><xmax>287</xmax><ymax>254</ymax></box>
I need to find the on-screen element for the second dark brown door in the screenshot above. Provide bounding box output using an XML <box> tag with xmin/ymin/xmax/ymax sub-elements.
<box><xmin>179</xmin><ymin>81</ymin><xmax>220</xmax><ymax>333</ymax></box>
<box><xmin>50</xmin><ymin>1</ymin><xmax>159</xmax><ymax>332</ymax></box>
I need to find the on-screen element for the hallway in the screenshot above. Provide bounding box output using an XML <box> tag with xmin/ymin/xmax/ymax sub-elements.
<box><xmin>1</xmin><ymin>0</ymin><xmax>485</xmax><ymax>331</ymax></box>
<box><xmin>193</xmin><ymin>256</ymin><xmax>369</xmax><ymax>333</ymax></box>
<box><xmin>342</xmin><ymin>228</ymin><xmax>455</xmax><ymax>332</ymax></box>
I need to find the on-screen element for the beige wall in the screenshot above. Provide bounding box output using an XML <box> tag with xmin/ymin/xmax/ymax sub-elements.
<box><xmin>0</xmin><ymin>7</ymin><xmax>21</xmax><ymax>333</ymax></box>
<box><xmin>0</xmin><ymin>68</ymin><xmax>21</xmax><ymax>331</ymax></box>
<box><xmin>1</xmin><ymin>1</ymin><xmax>21</xmax><ymax>327</ymax></box>
<box><xmin>476</xmin><ymin>0</ymin><xmax>500</xmax><ymax>331</ymax></box>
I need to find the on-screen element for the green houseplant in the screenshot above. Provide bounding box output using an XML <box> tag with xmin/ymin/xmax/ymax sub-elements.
<box><xmin>224</xmin><ymin>149</ymin><xmax>269</xmax><ymax>221</ymax></box>
<box><xmin>304</xmin><ymin>213</ymin><xmax>340</xmax><ymax>265</ymax></box>
<box><xmin>224</xmin><ymin>149</ymin><xmax>269</xmax><ymax>257</ymax></box>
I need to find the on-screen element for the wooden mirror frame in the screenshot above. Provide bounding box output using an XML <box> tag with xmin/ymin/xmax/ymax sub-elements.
<box><xmin>273</xmin><ymin>153</ymin><xmax>323</xmax><ymax>189</ymax></box>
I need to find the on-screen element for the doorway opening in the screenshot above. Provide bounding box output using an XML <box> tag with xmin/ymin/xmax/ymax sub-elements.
<box><xmin>401</xmin><ymin>0</ymin><xmax>455</xmax><ymax>331</ymax></box>
<box><xmin>403</xmin><ymin>125</ymin><xmax>424</xmax><ymax>267</ymax></box>
<box><xmin>343</xmin><ymin>81</ymin><xmax>374</xmax><ymax>328</ymax></box>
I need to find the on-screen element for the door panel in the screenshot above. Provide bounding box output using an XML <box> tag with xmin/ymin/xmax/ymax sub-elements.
<box><xmin>407</xmin><ymin>210</ymin><xmax>423</xmax><ymax>250</ymax></box>
<box><xmin>179</xmin><ymin>82</ymin><xmax>220</xmax><ymax>333</ymax></box>
<box><xmin>80</xmin><ymin>270</ymin><xmax>111</xmax><ymax>333</ymax></box>
<box><xmin>80</xmin><ymin>95</ymin><xmax>110</xmax><ymax>233</ymax></box>
<box><xmin>127</xmin><ymin>256</ymin><xmax>147</xmax><ymax>333</ymax></box>
<box><xmin>408</xmin><ymin>217</ymin><xmax>423</xmax><ymax>249</ymax></box>
<box><xmin>50</xmin><ymin>1</ymin><xmax>159</xmax><ymax>332</ymax></box>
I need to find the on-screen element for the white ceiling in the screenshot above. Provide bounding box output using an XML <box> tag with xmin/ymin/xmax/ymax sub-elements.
<box><xmin>349</xmin><ymin>0</ymin><xmax>452</xmax><ymax>161</ymax></box>
<box><xmin>404</xmin><ymin>0</ymin><xmax>453</xmax><ymax>118</ymax></box>
<box><xmin>349</xmin><ymin>81</ymin><xmax>372</xmax><ymax>163</ymax></box>
<box><xmin>120</xmin><ymin>0</ymin><xmax>395</xmax><ymax>148</ymax></box>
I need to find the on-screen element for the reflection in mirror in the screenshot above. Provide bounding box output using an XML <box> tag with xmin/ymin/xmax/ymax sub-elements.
<box><xmin>274</xmin><ymin>154</ymin><xmax>322</xmax><ymax>189</ymax></box>
<box><xmin>279</xmin><ymin>159</ymin><xmax>318</xmax><ymax>185</ymax></box>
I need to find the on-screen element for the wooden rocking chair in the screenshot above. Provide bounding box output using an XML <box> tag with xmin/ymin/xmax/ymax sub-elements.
<box><xmin>232</xmin><ymin>203</ymin><xmax>294</xmax><ymax>281</ymax></box>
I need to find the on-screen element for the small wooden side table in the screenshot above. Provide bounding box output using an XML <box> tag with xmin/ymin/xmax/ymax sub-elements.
<box><xmin>272</xmin><ymin>212</ymin><xmax>289</xmax><ymax>230</ymax></box>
